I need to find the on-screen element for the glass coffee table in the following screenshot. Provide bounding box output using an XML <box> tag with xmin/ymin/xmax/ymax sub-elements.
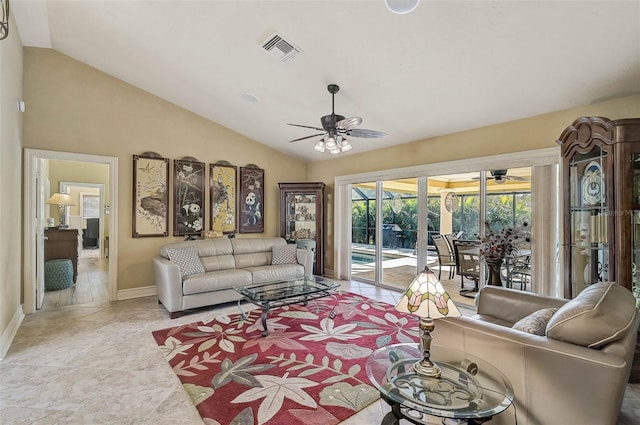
<box><xmin>365</xmin><ymin>343</ymin><xmax>513</xmax><ymax>425</ymax></box>
<box><xmin>234</xmin><ymin>275</ymin><xmax>340</xmax><ymax>336</ymax></box>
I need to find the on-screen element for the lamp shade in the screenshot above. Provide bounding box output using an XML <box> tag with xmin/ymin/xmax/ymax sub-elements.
<box><xmin>46</xmin><ymin>193</ymin><xmax>76</xmax><ymax>206</ymax></box>
<box><xmin>395</xmin><ymin>266</ymin><xmax>461</xmax><ymax>319</ymax></box>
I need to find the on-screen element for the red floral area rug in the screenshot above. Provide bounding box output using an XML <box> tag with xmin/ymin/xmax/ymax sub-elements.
<box><xmin>151</xmin><ymin>291</ymin><xmax>419</xmax><ymax>425</ymax></box>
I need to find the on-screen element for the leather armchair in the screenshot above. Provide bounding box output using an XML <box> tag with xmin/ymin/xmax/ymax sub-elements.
<box><xmin>433</xmin><ymin>284</ymin><xmax>639</xmax><ymax>425</ymax></box>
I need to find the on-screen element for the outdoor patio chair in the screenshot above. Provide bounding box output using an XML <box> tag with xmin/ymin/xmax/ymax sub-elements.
<box><xmin>432</xmin><ymin>234</ymin><xmax>456</xmax><ymax>280</ymax></box>
<box><xmin>509</xmin><ymin>254</ymin><xmax>532</xmax><ymax>290</ymax></box>
<box><xmin>453</xmin><ymin>239</ymin><xmax>481</xmax><ymax>298</ymax></box>
<box><xmin>443</xmin><ymin>231</ymin><xmax>463</xmax><ymax>255</ymax></box>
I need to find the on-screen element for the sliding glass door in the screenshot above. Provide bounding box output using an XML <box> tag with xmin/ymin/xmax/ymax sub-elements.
<box><xmin>351</xmin><ymin>182</ymin><xmax>377</xmax><ymax>283</ymax></box>
<box><xmin>350</xmin><ymin>167</ymin><xmax>535</xmax><ymax>296</ymax></box>
<box><xmin>381</xmin><ymin>180</ymin><xmax>418</xmax><ymax>288</ymax></box>
<box><xmin>350</xmin><ymin>180</ymin><xmax>420</xmax><ymax>289</ymax></box>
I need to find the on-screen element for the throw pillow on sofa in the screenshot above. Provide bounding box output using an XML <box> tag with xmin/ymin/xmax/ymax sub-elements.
<box><xmin>167</xmin><ymin>245</ymin><xmax>205</xmax><ymax>277</ymax></box>
<box><xmin>546</xmin><ymin>281</ymin><xmax>637</xmax><ymax>348</ymax></box>
<box><xmin>512</xmin><ymin>307</ymin><xmax>558</xmax><ymax>336</ymax></box>
<box><xmin>272</xmin><ymin>244</ymin><xmax>298</xmax><ymax>265</ymax></box>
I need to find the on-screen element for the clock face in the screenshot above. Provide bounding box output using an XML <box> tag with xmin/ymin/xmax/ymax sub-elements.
<box><xmin>582</xmin><ymin>161</ymin><xmax>605</xmax><ymax>205</ymax></box>
<box><xmin>445</xmin><ymin>192</ymin><xmax>458</xmax><ymax>213</ymax></box>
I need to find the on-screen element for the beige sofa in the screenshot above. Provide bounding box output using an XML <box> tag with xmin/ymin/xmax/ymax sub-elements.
<box><xmin>433</xmin><ymin>283</ymin><xmax>639</xmax><ymax>425</ymax></box>
<box><xmin>154</xmin><ymin>237</ymin><xmax>313</xmax><ymax>318</ymax></box>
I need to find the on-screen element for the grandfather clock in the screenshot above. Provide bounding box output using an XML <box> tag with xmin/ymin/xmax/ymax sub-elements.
<box><xmin>557</xmin><ymin>116</ymin><xmax>640</xmax><ymax>383</ymax></box>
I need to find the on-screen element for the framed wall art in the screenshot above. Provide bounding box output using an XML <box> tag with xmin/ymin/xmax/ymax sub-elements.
<box><xmin>173</xmin><ymin>157</ymin><xmax>205</xmax><ymax>236</ymax></box>
<box><xmin>210</xmin><ymin>161</ymin><xmax>237</xmax><ymax>234</ymax></box>
<box><xmin>132</xmin><ymin>153</ymin><xmax>170</xmax><ymax>237</ymax></box>
<box><xmin>239</xmin><ymin>164</ymin><xmax>264</xmax><ymax>233</ymax></box>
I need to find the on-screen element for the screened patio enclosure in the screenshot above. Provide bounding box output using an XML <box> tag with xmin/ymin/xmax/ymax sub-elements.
<box><xmin>350</xmin><ymin>167</ymin><xmax>535</xmax><ymax>305</ymax></box>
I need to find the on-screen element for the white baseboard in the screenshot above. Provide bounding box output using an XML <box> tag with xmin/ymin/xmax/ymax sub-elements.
<box><xmin>117</xmin><ymin>285</ymin><xmax>156</xmax><ymax>301</ymax></box>
<box><xmin>0</xmin><ymin>305</ymin><xmax>24</xmax><ymax>361</ymax></box>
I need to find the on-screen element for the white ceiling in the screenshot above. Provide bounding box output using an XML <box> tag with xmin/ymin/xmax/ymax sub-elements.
<box><xmin>12</xmin><ymin>1</ymin><xmax>640</xmax><ymax>162</ymax></box>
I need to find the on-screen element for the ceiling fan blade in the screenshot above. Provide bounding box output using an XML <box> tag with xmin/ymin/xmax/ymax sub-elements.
<box><xmin>506</xmin><ymin>176</ymin><xmax>529</xmax><ymax>181</ymax></box>
<box><xmin>345</xmin><ymin>128</ymin><xmax>386</xmax><ymax>138</ymax></box>
<box><xmin>336</xmin><ymin>116</ymin><xmax>363</xmax><ymax>130</ymax></box>
<box><xmin>288</xmin><ymin>133</ymin><xmax>326</xmax><ymax>143</ymax></box>
<box><xmin>287</xmin><ymin>123</ymin><xmax>325</xmax><ymax>131</ymax></box>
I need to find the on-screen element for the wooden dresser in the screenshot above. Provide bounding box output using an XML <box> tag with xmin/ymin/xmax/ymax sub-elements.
<box><xmin>44</xmin><ymin>228</ymin><xmax>79</xmax><ymax>283</ymax></box>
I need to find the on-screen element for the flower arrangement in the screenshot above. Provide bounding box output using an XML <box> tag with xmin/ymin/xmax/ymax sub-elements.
<box><xmin>479</xmin><ymin>221</ymin><xmax>531</xmax><ymax>263</ymax></box>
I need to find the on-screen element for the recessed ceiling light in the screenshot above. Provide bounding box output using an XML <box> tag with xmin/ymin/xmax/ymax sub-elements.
<box><xmin>385</xmin><ymin>0</ymin><xmax>420</xmax><ymax>14</ymax></box>
<box><xmin>241</xmin><ymin>93</ymin><xmax>259</xmax><ymax>103</ymax></box>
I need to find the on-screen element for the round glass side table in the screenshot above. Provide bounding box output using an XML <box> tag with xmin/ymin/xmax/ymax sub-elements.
<box><xmin>365</xmin><ymin>343</ymin><xmax>514</xmax><ymax>425</ymax></box>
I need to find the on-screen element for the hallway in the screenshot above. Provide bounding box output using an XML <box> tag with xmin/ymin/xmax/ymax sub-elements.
<box><xmin>42</xmin><ymin>249</ymin><xmax>109</xmax><ymax>310</ymax></box>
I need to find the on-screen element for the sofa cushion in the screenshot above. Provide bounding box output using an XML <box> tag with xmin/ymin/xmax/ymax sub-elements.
<box><xmin>471</xmin><ymin>314</ymin><xmax>513</xmax><ymax>328</ymax></box>
<box><xmin>182</xmin><ymin>269</ymin><xmax>252</xmax><ymax>295</ymax></box>
<box><xmin>271</xmin><ymin>244</ymin><xmax>298</xmax><ymax>265</ymax></box>
<box><xmin>512</xmin><ymin>307</ymin><xmax>558</xmax><ymax>336</ymax></box>
<box><xmin>160</xmin><ymin>239</ymin><xmax>233</xmax><ymax>259</ymax></box>
<box><xmin>247</xmin><ymin>264</ymin><xmax>305</xmax><ymax>284</ymax></box>
<box><xmin>166</xmin><ymin>246</ymin><xmax>205</xmax><ymax>277</ymax></box>
<box><xmin>546</xmin><ymin>282</ymin><xmax>637</xmax><ymax>348</ymax></box>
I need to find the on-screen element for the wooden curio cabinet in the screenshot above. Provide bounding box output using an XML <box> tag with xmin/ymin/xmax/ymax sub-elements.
<box><xmin>279</xmin><ymin>182</ymin><xmax>325</xmax><ymax>276</ymax></box>
<box><xmin>558</xmin><ymin>116</ymin><xmax>640</xmax><ymax>308</ymax></box>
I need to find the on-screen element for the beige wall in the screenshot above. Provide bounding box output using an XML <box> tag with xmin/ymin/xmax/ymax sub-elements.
<box><xmin>0</xmin><ymin>16</ymin><xmax>24</xmax><ymax>355</ymax></box>
<box><xmin>23</xmin><ymin>48</ymin><xmax>308</xmax><ymax>291</ymax></box>
<box><xmin>17</xmin><ymin>48</ymin><xmax>640</xmax><ymax>295</ymax></box>
<box><xmin>308</xmin><ymin>94</ymin><xmax>640</xmax><ymax>272</ymax></box>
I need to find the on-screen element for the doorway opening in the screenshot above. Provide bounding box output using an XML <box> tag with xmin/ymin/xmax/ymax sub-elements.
<box><xmin>23</xmin><ymin>149</ymin><xmax>118</xmax><ymax>314</ymax></box>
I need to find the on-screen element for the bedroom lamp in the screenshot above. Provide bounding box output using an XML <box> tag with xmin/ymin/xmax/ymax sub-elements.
<box><xmin>46</xmin><ymin>192</ymin><xmax>76</xmax><ymax>228</ymax></box>
<box><xmin>395</xmin><ymin>266</ymin><xmax>461</xmax><ymax>378</ymax></box>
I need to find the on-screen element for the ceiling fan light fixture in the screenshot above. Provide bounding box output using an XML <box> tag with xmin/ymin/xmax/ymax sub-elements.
<box><xmin>385</xmin><ymin>0</ymin><xmax>420</xmax><ymax>14</ymax></box>
<box><xmin>286</xmin><ymin>83</ymin><xmax>386</xmax><ymax>153</ymax></box>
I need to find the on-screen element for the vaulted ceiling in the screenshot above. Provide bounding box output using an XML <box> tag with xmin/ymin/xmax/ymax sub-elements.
<box><xmin>12</xmin><ymin>1</ymin><xmax>640</xmax><ymax>161</ymax></box>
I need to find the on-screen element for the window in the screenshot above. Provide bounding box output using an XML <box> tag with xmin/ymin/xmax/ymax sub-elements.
<box><xmin>80</xmin><ymin>193</ymin><xmax>100</xmax><ymax>218</ymax></box>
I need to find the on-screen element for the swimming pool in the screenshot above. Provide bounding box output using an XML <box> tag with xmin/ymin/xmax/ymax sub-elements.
<box><xmin>352</xmin><ymin>252</ymin><xmax>397</xmax><ymax>264</ymax></box>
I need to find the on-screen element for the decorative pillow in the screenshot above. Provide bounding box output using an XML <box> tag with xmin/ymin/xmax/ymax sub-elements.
<box><xmin>546</xmin><ymin>282</ymin><xmax>637</xmax><ymax>348</ymax></box>
<box><xmin>512</xmin><ymin>308</ymin><xmax>558</xmax><ymax>336</ymax></box>
<box><xmin>271</xmin><ymin>244</ymin><xmax>298</xmax><ymax>265</ymax></box>
<box><xmin>166</xmin><ymin>245</ymin><xmax>205</xmax><ymax>277</ymax></box>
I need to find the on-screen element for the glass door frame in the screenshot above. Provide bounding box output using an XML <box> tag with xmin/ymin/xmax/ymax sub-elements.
<box><xmin>335</xmin><ymin>147</ymin><xmax>560</xmax><ymax>294</ymax></box>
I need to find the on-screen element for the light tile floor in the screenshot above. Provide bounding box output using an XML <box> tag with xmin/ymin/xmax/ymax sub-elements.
<box><xmin>1</xmin><ymin>280</ymin><xmax>638</xmax><ymax>424</ymax></box>
<box><xmin>42</xmin><ymin>250</ymin><xmax>109</xmax><ymax>311</ymax></box>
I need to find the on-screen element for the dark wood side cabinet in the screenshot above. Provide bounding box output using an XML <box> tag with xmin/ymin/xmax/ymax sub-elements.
<box><xmin>279</xmin><ymin>182</ymin><xmax>325</xmax><ymax>276</ymax></box>
<box><xmin>44</xmin><ymin>228</ymin><xmax>79</xmax><ymax>283</ymax></box>
<box><xmin>558</xmin><ymin>117</ymin><xmax>640</xmax><ymax>383</ymax></box>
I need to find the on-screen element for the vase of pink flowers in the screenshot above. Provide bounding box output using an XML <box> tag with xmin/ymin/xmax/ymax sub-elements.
<box><xmin>479</xmin><ymin>221</ymin><xmax>531</xmax><ymax>286</ymax></box>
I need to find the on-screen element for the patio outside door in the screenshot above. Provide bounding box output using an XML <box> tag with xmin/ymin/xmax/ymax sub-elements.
<box><xmin>351</xmin><ymin>179</ymin><xmax>422</xmax><ymax>291</ymax></box>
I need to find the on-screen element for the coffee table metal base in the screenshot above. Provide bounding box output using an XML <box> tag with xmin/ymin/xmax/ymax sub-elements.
<box><xmin>381</xmin><ymin>397</ymin><xmax>493</xmax><ymax>425</ymax></box>
<box><xmin>234</xmin><ymin>276</ymin><xmax>340</xmax><ymax>336</ymax></box>
<box><xmin>237</xmin><ymin>296</ymin><xmax>325</xmax><ymax>337</ymax></box>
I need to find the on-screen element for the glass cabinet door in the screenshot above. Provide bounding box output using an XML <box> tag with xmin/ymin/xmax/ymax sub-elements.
<box><xmin>568</xmin><ymin>146</ymin><xmax>610</xmax><ymax>297</ymax></box>
<box><xmin>632</xmin><ymin>153</ymin><xmax>640</xmax><ymax>308</ymax></box>
<box><xmin>285</xmin><ymin>192</ymin><xmax>318</xmax><ymax>241</ymax></box>
<box><xmin>279</xmin><ymin>182</ymin><xmax>325</xmax><ymax>276</ymax></box>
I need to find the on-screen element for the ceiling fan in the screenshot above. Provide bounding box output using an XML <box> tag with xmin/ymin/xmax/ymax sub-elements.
<box><xmin>472</xmin><ymin>169</ymin><xmax>529</xmax><ymax>184</ymax></box>
<box><xmin>287</xmin><ymin>84</ymin><xmax>386</xmax><ymax>154</ymax></box>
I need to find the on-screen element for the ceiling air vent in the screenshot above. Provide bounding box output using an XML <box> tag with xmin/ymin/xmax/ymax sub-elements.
<box><xmin>261</xmin><ymin>33</ymin><xmax>301</xmax><ymax>62</ymax></box>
